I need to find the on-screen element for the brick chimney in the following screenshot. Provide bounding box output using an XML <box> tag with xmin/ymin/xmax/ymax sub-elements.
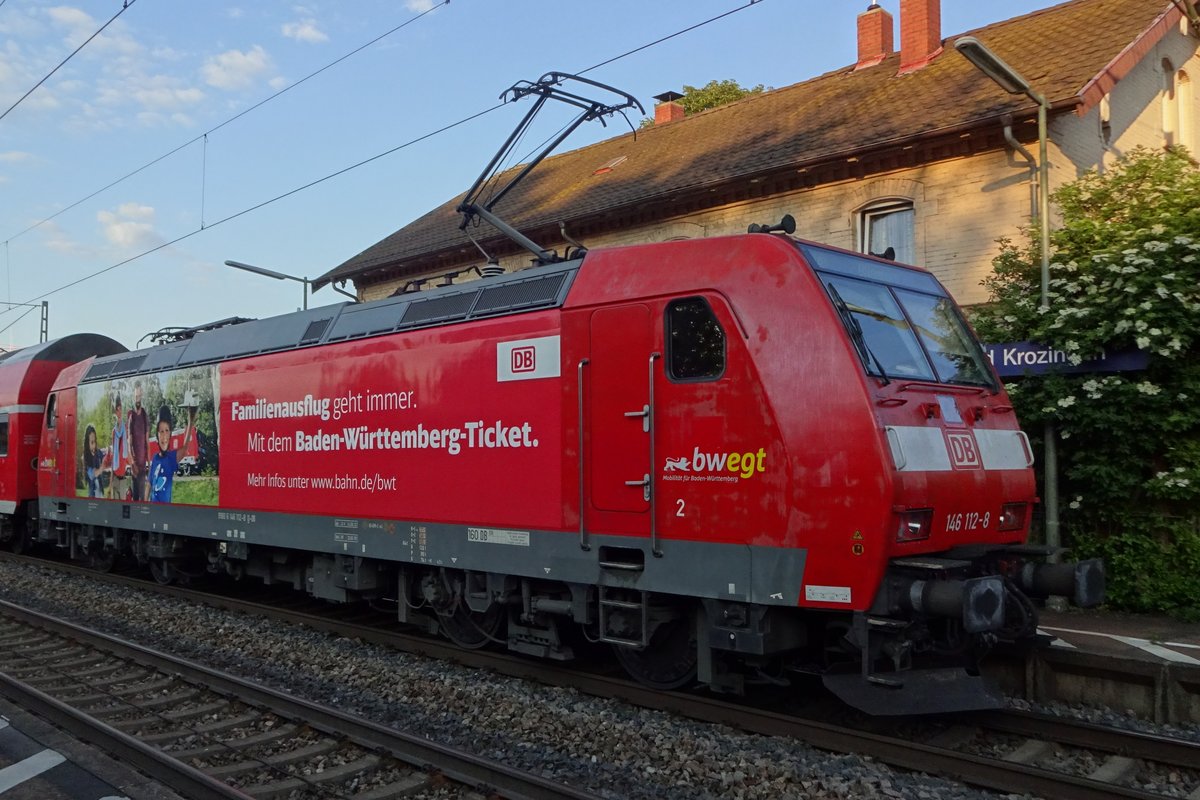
<box><xmin>899</xmin><ymin>0</ymin><xmax>942</xmax><ymax>74</ymax></box>
<box><xmin>653</xmin><ymin>91</ymin><xmax>686</xmax><ymax>125</ymax></box>
<box><xmin>855</xmin><ymin>2</ymin><xmax>894</xmax><ymax>70</ymax></box>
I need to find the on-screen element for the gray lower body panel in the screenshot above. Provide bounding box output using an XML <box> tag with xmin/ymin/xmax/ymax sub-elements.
<box><xmin>40</xmin><ymin>497</ymin><xmax>807</xmax><ymax>607</ymax></box>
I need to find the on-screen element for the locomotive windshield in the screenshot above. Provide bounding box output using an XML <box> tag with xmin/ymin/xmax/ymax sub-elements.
<box><xmin>800</xmin><ymin>244</ymin><xmax>994</xmax><ymax>387</ymax></box>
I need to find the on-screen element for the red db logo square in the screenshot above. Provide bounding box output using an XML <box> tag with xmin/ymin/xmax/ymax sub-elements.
<box><xmin>511</xmin><ymin>346</ymin><xmax>536</xmax><ymax>373</ymax></box>
<box><xmin>945</xmin><ymin>431</ymin><xmax>982</xmax><ymax>470</ymax></box>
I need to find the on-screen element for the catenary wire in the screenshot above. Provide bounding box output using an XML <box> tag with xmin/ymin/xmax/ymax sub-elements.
<box><xmin>1</xmin><ymin>0</ymin><xmax>449</xmax><ymax>245</ymax></box>
<box><xmin>0</xmin><ymin>305</ymin><xmax>36</xmax><ymax>338</ymax></box>
<box><xmin>19</xmin><ymin>102</ymin><xmax>507</xmax><ymax>304</ymax></box>
<box><xmin>4</xmin><ymin>0</ymin><xmax>770</xmax><ymax>320</ymax></box>
<box><xmin>0</xmin><ymin>0</ymin><xmax>138</xmax><ymax>125</ymax></box>
<box><xmin>576</xmin><ymin>0</ymin><xmax>763</xmax><ymax>77</ymax></box>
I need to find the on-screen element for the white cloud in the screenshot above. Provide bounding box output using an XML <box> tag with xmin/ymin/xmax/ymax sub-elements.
<box><xmin>46</xmin><ymin>6</ymin><xmax>93</xmax><ymax>30</ymax></box>
<box><xmin>134</xmin><ymin>109</ymin><xmax>193</xmax><ymax>128</ymax></box>
<box><xmin>282</xmin><ymin>18</ymin><xmax>328</xmax><ymax>44</ymax></box>
<box><xmin>202</xmin><ymin>45</ymin><xmax>272</xmax><ymax>90</ymax></box>
<box><xmin>97</xmin><ymin>202</ymin><xmax>159</xmax><ymax>249</ymax></box>
<box><xmin>47</xmin><ymin>6</ymin><xmax>140</xmax><ymax>56</ymax></box>
<box><xmin>115</xmin><ymin>202</ymin><xmax>154</xmax><ymax>220</ymax></box>
<box><xmin>0</xmin><ymin>151</ymin><xmax>33</xmax><ymax>163</ymax></box>
<box><xmin>132</xmin><ymin>83</ymin><xmax>205</xmax><ymax>110</ymax></box>
<box><xmin>40</xmin><ymin>220</ymin><xmax>90</xmax><ymax>256</ymax></box>
<box><xmin>227</xmin><ymin>8</ymin><xmax>244</xmax><ymax>19</ymax></box>
<box><xmin>405</xmin><ymin>0</ymin><xmax>437</xmax><ymax>11</ymax></box>
<box><xmin>91</xmin><ymin>72</ymin><xmax>204</xmax><ymax>128</ymax></box>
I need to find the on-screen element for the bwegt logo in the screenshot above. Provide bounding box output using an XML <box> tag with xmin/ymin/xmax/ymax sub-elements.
<box><xmin>664</xmin><ymin>446</ymin><xmax>767</xmax><ymax>479</ymax></box>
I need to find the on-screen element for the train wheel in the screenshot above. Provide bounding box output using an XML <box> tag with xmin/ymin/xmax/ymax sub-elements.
<box><xmin>89</xmin><ymin>548</ymin><xmax>116</xmax><ymax>573</ymax></box>
<box><xmin>9</xmin><ymin>530</ymin><xmax>30</xmax><ymax>555</ymax></box>
<box><xmin>613</xmin><ymin>612</ymin><xmax>698</xmax><ymax>690</ymax></box>
<box><xmin>437</xmin><ymin>602</ymin><xmax>504</xmax><ymax>649</ymax></box>
<box><xmin>149</xmin><ymin>559</ymin><xmax>175</xmax><ymax>585</ymax></box>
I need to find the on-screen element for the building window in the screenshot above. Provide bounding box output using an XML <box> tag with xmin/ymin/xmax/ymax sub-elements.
<box><xmin>1178</xmin><ymin>70</ymin><xmax>1195</xmax><ymax>153</ymax></box>
<box><xmin>1162</xmin><ymin>62</ymin><xmax>1194</xmax><ymax>152</ymax></box>
<box><xmin>859</xmin><ymin>199</ymin><xmax>915</xmax><ymax>264</ymax></box>
<box><xmin>666</xmin><ymin>297</ymin><xmax>725</xmax><ymax>381</ymax></box>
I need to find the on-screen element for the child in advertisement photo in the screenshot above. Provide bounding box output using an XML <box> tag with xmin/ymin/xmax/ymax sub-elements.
<box><xmin>148</xmin><ymin>405</ymin><xmax>196</xmax><ymax>503</ymax></box>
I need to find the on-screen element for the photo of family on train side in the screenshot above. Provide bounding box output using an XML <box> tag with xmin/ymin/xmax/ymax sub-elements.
<box><xmin>75</xmin><ymin>364</ymin><xmax>220</xmax><ymax>506</ymax></box>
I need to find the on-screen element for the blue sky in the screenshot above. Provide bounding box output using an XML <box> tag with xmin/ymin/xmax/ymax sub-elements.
<box><xmin>0</xmin><ymin>0</ymin><xmax>1055</xmax><ymax>349</ymax></box>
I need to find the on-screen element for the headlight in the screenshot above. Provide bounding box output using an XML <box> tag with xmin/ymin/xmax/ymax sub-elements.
<box><xmin>895</xmin><ymin>508</ymin><xmax>932</xmax><ymax>542</ymax></box>
<box><xmin>998</xmin><ymin>502</ymin><xmax>1028</xmax><ymax>532</ymax></box>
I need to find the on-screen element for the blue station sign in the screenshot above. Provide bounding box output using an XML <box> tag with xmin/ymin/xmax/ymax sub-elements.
<box><xmin>983</xmin><ymin>342</ymin><xmax>1150</xmax><ymax>378</ymax></box>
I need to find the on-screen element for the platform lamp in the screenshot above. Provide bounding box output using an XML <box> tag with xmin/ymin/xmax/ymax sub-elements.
<box><xmin>955</xmin><ymin>35</ymin><xmax>1059</xmax><ymax>558</ymax></box>
<box><xmin>225</xmin><ymin>260</ymin><xmax>311</xmax><ymax>310</ymax></box>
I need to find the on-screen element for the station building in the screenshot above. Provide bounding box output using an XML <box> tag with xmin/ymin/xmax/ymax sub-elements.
<box><xmin>315</xmin><ymin>0</ymin><xmax>1200</xmax><ymax>306</ymax></box>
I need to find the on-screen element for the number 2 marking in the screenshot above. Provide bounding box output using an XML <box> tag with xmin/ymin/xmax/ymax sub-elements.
<box><xmin>675</xmin><ymin>499</ymin><xmax>686</xmax><ymax>517</ymax></box>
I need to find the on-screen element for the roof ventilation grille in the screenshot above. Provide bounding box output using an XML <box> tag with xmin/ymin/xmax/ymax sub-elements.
<box><xmin>399</xmin><ymin>292</ymin><xmax>476</xmax><ymax>327</ymax></box>
<box><xmin>472</xmin><ymin>274</ymin><xmax>566</xmax><ymax>317</ymax></box>
<box><xmin>300</xmin><ymin>318</ymin><xmax>332</xmax><ymax>344</ymax></box>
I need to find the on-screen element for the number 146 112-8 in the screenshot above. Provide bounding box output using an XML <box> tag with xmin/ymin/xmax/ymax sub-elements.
<box><xmin>945</xmin><ymin>512</ymin><xmax>989</xmax><ymax>532</ymax></box>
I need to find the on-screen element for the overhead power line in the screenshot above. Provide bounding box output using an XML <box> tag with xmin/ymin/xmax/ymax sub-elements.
<box><xmin>0</xmin><ymin>0</ymin><xmax>138</xmax><ymax>125</ymax></box>
<box><xmin>1</xmin><ymin>0</ymin><xmax>450</xmax><ymax>245</ymax></box>
<box><xmin>2</xmin><ymin>0</ymin><xmax>769</xmax><ymax>322</ymax></box>
<box><xmin>0</xmin><ymin>304</ymin><xmax>37</xmax><ymax>338</ymax></box>
<box><xmin>577</xmin><ymin>0</ymin><xmax>763</xmax><ymax>77</ymax></box>
<box><xmin>20</xmin><ymin>102</ymin><xmax>507</xmax><ymax>305</ymax></box>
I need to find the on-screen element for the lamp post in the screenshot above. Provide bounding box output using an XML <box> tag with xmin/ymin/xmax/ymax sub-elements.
<box><xmin>225</xmin><ymin>260</ymin><xmax>310</xmax><ymax>310</ymax></box>
<box><xmin>955</xmin><ymin>35</ymin><xmax>1059</xmax><ymax>557</ymax></box>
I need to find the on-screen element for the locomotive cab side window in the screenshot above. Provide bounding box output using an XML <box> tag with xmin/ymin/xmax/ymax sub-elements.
<box><xmin>45</xmin><ymin>394</ymin><xmax>57</xmax><ymax>430</ymax></box>
<box><xmin>0</xmin><ymin>413</ymin><xmax>7</xmax><ymax>456</ymax></box>
<box><xmin>667</xmin><ymin>297</ymin><xmax>725</xmax><ymax>381</ymax></box>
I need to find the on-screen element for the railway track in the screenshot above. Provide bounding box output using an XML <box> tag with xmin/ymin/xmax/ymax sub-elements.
<box><xmin>3</xmin><ymin>552</ymin><xmax>1199</xmax><ymax>799</ymax></box>
<box><xmin>0</xmin><ymin>596</ymin><xmax>603</xmax><ymax>800</ymax></box>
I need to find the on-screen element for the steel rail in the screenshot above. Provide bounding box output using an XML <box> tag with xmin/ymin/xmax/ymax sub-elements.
<box><xmin>979</xmin><ymin>708</ymin><xmax>1200</xmax><ymax>768</ymax></box>
<box><xmin>0</xmin><ymin>668</ymin><xmax>250</xmax><ymax>800</ymax></box>
<box><xmin>0</xmin><ymin>598</ymin><xmax>602</xmax><ymax>800</ymax></box>
<box><xmin>1</xmin><ymin>553</ymin><xmax>1194</xmax><ymax>799</ymax></box>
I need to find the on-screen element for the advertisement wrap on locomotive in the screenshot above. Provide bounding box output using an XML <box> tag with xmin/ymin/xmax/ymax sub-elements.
<box><xmin>0</xmin><ymin>74</ymin><xmax>1104</xmax><ymax>715</ymax></box>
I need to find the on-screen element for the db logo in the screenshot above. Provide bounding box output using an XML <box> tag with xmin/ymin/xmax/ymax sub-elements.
<box><xmin>511</xmin><ymin>346</ymin><xmax>536</xmax><ymax>373</ymax></box>
<box><xmin>945</xmin><ymin>431</ymin><xmax>981</xmax><ymax>470</ymax></box>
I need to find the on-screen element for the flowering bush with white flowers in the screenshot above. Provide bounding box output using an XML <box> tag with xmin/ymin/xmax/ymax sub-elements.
<box><xmin>972</xmin><ymin>147</ymin><xmax>1200</xmax><ymax>619</ymax></box>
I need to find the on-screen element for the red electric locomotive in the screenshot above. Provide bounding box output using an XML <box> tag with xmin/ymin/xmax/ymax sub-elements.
<box><xmin>11</xmin><ymin>229</ymin><xmax>1101</xmax><ymax>714</ymax></box>
<box><xmin>2</xmin><ymin>74</ymin><xmax>1104</xmax><ymax>714</ymax></box>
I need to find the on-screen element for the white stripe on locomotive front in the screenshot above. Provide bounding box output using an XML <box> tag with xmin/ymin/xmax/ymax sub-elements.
<box><xmin>885</xmin><ymin>426</ymin><xmax>1032</xmax><ymax>472</ymax></box>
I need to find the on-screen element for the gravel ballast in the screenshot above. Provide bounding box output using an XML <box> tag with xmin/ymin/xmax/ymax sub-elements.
<box><xmin>0</xmin><ymin>559</ymin><xmax>1177</xmax><ymax>799</ymax></box>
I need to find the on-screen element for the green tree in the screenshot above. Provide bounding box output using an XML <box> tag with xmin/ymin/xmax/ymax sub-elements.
<box><xmin>641</xmin><ymin>79</ymin><xmax>766</xmax><ymax>126</ymax></box>
<box><xmin>972</xmin><ymin>146</ymin><xmax>1200</xmax><ymax>618</ymax></box>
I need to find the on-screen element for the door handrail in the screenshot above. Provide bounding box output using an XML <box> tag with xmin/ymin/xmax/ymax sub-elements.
<box><xmin>648</xmin><ymin>352</ymin><xmax>662</xmax><ymax>557</ymax></box>
<box><xmin>577</xmin><ymin>358</ymin><xmax>589</xmax><ymax>551</ymax></box>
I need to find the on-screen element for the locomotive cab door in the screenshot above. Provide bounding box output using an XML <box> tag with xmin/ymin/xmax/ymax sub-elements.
<box><xmin>38</xmin><ymin>391</ymin><xmax>72</xmax><ymax>501</ymax></box>
<box><xmin>588</xmin><ymin>304</ymin><xmax>653</xmax><ymax>527</ymax></box>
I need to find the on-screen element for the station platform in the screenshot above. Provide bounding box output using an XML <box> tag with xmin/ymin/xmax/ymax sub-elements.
<box><xmin>0</xmin><ymin>698</ymin><xmax>183</xmax><ymax>800</ymax></box>
<box><xmin>1037</xmin><ymin>608</ymin><xmax>1200</xmax><ymax>667</ymax></box>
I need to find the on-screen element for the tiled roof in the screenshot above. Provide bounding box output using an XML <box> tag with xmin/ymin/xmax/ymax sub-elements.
<box><xmin>316</xmin><ymin>0</ymin><xmax>1176</xmax><ymax>289</ymax></box>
